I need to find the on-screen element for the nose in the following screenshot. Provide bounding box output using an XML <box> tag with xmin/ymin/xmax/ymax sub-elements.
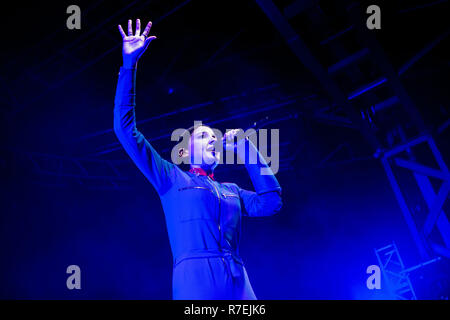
<box><xmin>209</xmin><ymin>135</ymin><xmax>217</xmax><ymax>144</ymax></box>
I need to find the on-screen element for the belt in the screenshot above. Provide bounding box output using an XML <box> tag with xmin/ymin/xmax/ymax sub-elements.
<box><xmin>173</xmin><ymin>249</ymin><xmax>244</xmax><ymax>278</ymax></box>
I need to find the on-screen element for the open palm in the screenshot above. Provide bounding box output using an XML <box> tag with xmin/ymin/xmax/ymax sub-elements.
<box><xmin>118</xmin><ymin>19</ymin><xmax>156</xmax><ymax>63</ymax></box>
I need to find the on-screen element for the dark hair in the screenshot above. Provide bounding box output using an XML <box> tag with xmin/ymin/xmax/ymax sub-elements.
<box><xmin>176</xmin><ymin>123</ymin><xmax>203</xmax><ymax>171</ymax></box>
<box><xmin>186</xmin><ymin>124</ymin><xmax>196</xmax><ymax>137</ymax></box>
<box><xmin>185</xmin><ymin>123</ymin><xmax>215</xmax><ymax>139</ymax></box>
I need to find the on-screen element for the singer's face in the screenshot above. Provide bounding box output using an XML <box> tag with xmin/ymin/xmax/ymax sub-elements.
<box><xmin>189</xmin><ymin>126</ymin><xmax>221</xmax><ymax>169</ymax></box>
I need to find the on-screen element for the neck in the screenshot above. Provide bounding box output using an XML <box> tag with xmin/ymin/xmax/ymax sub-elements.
<box><xmin>190</xmin><ymin>165</ymin><xmax>214</xmax><ymax>175</ymax></box>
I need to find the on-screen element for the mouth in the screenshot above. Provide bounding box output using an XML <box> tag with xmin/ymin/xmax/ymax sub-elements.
<box><xmin>206</xmin><ymin>146</ymin><xmax>217</xmax><ymax>157</ymax></box>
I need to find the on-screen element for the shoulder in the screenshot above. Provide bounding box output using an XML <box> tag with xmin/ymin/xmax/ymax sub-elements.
<box><xmin>220</xmin><ymin>181</ymin><xmax>240</xmax><ymax>193</ymax></box>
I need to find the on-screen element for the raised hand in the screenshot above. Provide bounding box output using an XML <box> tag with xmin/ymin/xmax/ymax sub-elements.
<box><xmin>118</xmin><ymin>19</ymin><xmax>157</xmax><ymax>68</ymax></box>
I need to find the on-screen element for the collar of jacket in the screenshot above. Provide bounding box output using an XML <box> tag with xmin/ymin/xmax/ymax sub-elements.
<box><xmin>188</xmin><ymin>167</ymin><xmax>215</xmax><ymax>180</ymax></box>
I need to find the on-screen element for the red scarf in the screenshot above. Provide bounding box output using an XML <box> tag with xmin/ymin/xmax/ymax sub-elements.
<box><xmin>189</xmin><ymin>167</ymin><xmax>215</xmax><ymax>181</ymax></box>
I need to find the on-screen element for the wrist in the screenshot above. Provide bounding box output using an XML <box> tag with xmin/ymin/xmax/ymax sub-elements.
<box><xmin>123</xmin><ymin>57</ymin><xmax>138</xmax><ymax>69</ymax></box>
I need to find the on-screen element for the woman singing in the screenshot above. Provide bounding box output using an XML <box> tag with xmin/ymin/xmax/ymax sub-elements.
<box><xmin>114</xmin><ymin>19</ymin><xmax>282</xmax><ymax>299</ymax></box>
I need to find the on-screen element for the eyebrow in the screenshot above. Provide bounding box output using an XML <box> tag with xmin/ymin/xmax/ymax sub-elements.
<box><xmin>196</xmin><ymin>131</ymin><xmax>209</xmax><ymax>137</ymax></box>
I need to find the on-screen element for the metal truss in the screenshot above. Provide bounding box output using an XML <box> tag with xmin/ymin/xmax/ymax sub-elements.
<box><xmin>382</xmin><ymin>133</ymin><xmax>450</xmax><ymax>259</ymax></box>
<box><xmin>254</xmin><ymin>0</ymin><xmax>450</xmax><ymax>261</ymax></box>
<box><xmin>375</xmin><ymin>242</ymin><xmax>441</xmax><ymax>299</ymax></box>
<box><xmin>255</xmin><ymin>0</ymin><xmax>382</xmax><ymax>151</ymax></box>
<box><xmin>315</xmin><ymin>142</ymin><xmax>373</xmax><ymax>168</ymax></box>
<box><xmin>375</xmin><ymin>242</ymin><xmax>418</xmax><ymax>299</ymax></box>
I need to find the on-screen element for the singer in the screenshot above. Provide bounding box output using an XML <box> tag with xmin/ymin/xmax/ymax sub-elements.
<box><xmin>114</xmin><ymin>19</ymin><xmax>282</xmax><ymax>300</ymax></box>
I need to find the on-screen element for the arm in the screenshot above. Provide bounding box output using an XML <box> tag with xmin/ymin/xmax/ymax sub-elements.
<box><xmin>114</xmin><ymin>19</ymin><xmax>176</xmax><ymax>195</ymax></box>
<box><xmin>224</xmin><ymin>131</ymin><xmax>283</xmax><ymax>217</ymax></box>
<box><xmin>238</xmin><ymin>187</ymin><xmax>282</xmax><ymax>217</ymax></box>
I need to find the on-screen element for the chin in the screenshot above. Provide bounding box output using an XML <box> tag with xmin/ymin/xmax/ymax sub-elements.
<box><xmin>203</xmin><ymin>152</ymin><xmax>219</xmax><ymax>167</ymax></box>
<box><xmin>204</xmin><ymin>158</ymin><xmax>218</xmax><ymax>169</ymax></box>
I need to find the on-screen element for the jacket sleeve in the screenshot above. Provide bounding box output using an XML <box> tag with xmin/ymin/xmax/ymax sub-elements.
<box><xmin>239</xmin><ymin>188</ymin><xmax>282</xmax><ymax>217</ymax></box>
<box><xmin>113</xmin><ymin>66</ymin><xmax>178</xmax><ymax>195</ymax></box>
<box><xmin>236</xmin><ymin>138</ymin><xmax>282</xmax><ymax>217</ymax></box>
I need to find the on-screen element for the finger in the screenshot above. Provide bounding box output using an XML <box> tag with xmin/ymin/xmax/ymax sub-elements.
<box><xmin>135</xmin><ymin>18</ymin><xmax>141</xmax><ymax>36</ymax></box>
<box><xmin>142</xmin><ymin>21</ymin><xmax>153</xmax><ymax>37</ymax></box>
<box><xmin>144</xmin><ymin>36</ymin><xmax>157</xmax><ymax>48</ymax></box>
<box><xmin>144</xmin><ymin>36</ymin><xmax>156</xmax><ymax>50</ymax></box>
<box><xmin>118</xmin><ymin>25</ymin><xmax>126</xmax><ymax>39</ymax></box>
<box><xmin>127</xmin><ymin>19</ymin><xmax>133</xmax><ymax>36</ymax></box>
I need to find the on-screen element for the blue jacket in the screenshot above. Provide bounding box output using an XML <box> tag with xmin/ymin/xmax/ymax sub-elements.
<box><xmin>114</xmin><ymin>67</ymin><xmax>282</xmax><ymax>299</ymax></box>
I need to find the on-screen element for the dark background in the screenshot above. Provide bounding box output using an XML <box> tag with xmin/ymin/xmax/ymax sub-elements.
<box><xmin>0</xmin><ymin>0</ymin><xmax>449</xmax><ymax>299</ymax></box>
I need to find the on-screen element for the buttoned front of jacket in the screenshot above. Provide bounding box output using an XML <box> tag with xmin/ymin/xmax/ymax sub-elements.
<box><xmin>162</xmin><ymin>170</ymin><xmax>244</xmax><ymax>276</ymax></box>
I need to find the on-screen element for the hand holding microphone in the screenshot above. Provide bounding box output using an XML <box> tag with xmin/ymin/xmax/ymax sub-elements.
<box><xmin>222</xmin><ymin>129</ymin><xmax>240</xmax><ymax>152</ymax></box>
